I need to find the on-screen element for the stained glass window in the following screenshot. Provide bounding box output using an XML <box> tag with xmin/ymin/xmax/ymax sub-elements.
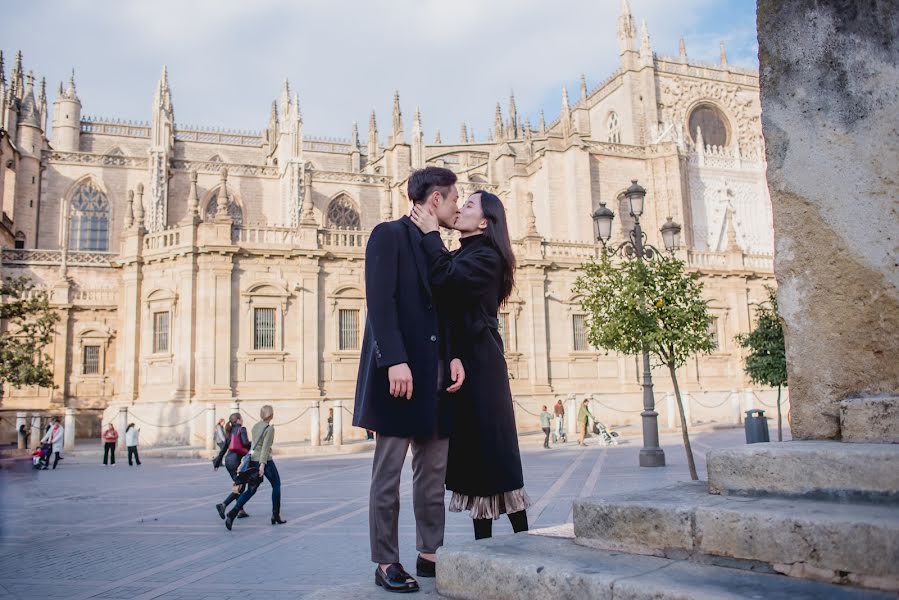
<box><xmin>69</xmin><ymin>181</ymin><xmax>109</xmax><ymax>251</ymax></box>
<box><xmin>204</xmin><ymin>189</ymin><xmax>243</xmax><ymax>226</ymax></box>
<box><xmin>326</xmin><ymin>195</ymin><xmax>361</xmax><ymax>230</ymax></box>
<box><xmin>689</xmin><ymin>104</ymin><xmax>729</xmax><ymax>147</ymax></box>
<box><xmin>607</xmin><ymin>112</ymin><xmax>621</xmax><ymax>144</ymax></box>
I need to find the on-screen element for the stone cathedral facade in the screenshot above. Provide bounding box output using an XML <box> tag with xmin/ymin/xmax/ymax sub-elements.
<box><xmin>0</xmin><ymin>4</ymin><xmax>780</xmax><ymax>445</ymax></box>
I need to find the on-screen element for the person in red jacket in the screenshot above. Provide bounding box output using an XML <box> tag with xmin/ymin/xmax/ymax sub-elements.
<box><xmin>102</xmin><ymin>423</ymin><xmax>119</xmax><ymax>465</ymax></box>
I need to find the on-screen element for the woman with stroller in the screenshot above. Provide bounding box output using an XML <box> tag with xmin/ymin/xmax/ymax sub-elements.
<box><xmin>213</xmin><ymin>412</ymin><xmax>251</xmax><ymax>520</ymax></box>
<box><xmin>39</xmin><ymin>417</ymin><xmax>64</xmax><ymax>469</ymax></box>
<box><xmin>577</xmin><ymin>399</ymin><xmax>594</xmax><ymax>446</ymax></box>
<box><xmin>412</xmin><ymin>190</ymin><xmax>531</xmax><ymax>540</ymax></box>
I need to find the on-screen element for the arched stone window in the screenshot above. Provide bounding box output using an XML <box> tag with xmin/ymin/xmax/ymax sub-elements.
<box><xmin>326</xmin><ymin>195</ymin><xmax>361</xmax><ymax>230</ymax></box>
<box><xmin>69</xmin><ymin>180</ymin><xmax>110</xmax><ymax>251</ymax></box>
<box><xmin>688</xmin><ymin>103</ymin><xmax>729</xmax><ymax>147</ymax></box>
<box><xmin>607</xmin><ymin>112</ymin><xmax>621</xmax><ymax>144</ymax></box>
<box><xmin>204</xmin><ymin>188</ymin><xmax>243</xmax><ymax>226</ymax></box>
<box><xmin>14</xmin><ymin>231</ymin><xmax>25</xmax><ymax>249</ymax></box>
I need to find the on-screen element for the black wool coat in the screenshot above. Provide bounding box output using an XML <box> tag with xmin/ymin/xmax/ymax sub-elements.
<box><xmin>420</xmin><ymin>232</ymin><xmax>525</xmax><ymax>497</ymax></box>
<box><xmin>353</xmin><ymin>217</ymin><xmax>454</xmax><ymax>439</ymax></box>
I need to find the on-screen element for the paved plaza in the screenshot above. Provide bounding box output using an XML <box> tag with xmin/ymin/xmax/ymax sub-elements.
<box><xmin>0</xmin><ymin>428</ymin><xmax>753</xmax><ymax>599</ymax></box>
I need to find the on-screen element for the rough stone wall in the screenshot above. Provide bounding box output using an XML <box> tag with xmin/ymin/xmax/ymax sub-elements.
<box><xmin>757</xmin><ymin>0</ymin><xmax>899</xmax><ymax>439</ymax></box>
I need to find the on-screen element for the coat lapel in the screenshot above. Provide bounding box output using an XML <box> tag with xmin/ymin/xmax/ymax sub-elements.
<box><xmin>401</xmin><ymin>216</ymin><xmax>432</xmax><ymax>298</ymax></box>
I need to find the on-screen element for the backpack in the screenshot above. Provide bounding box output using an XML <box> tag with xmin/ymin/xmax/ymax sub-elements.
<box><xmin>228</xmin><ymin>426</ymin><xmax>249</xmax><ymax>456</ymax></box>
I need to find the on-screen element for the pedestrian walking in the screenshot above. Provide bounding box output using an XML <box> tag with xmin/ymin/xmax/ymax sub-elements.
<box><xmin>39</xmin><ymin>417</ymin><xmax>64</xmax><ymax>469</ymax></box>
<box><xmin>19</xmin><ymin>423</ymin><xmax>31</xmax><ymax>449</ymax></box>
<box><xmin>214</xmin><ymin>418</ymin><xmax>227</xmax><ymax>449</ymax></box>
<box><xmin>213</xmin><ymin>413</ymin><xmax>250</xmax><ymax>521</ymax></box>
<box><xmin>324</xmin><ymin>408</ymin><xmax>334</xmax><ymax>442</ymax></box>
<box><xmin>102</xmin><ymin>423</ymin><xmax>118</xmax><ymax>464</ymax></box>
<box><xmin>540</xmin><ymin>406</ymin><xmax>552</xmax><ymax>449</ymax></box>
<box><xmin>225</xmin><ymin>405</ymin><xmax>285</xmax><ymax>530</ymax></box>
<box><xmin>578</xmin><ymin>399</ymin><xmax>594</xmax><ymax>446</ymax></box>
<box><xmin>125</xmin><ymin>423</ymin><xmax>141</xmax><ymax>466</ymax></box>
<box><xmin>553</xmin><ymin>399</ymin><xmax>566</xmax><ymax>443</ymax></box>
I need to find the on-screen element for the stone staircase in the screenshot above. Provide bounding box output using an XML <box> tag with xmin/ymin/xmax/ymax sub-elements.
<box><xmin>436</xmin><ymin>440</ymin><xmax>899</xmax><ymax>599</ymax></box>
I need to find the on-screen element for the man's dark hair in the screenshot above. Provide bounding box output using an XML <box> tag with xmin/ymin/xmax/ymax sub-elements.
<box><xmin>407</xmin><ymin>166</ymin><xmax>457</xmax><ymax>204</ymax></box>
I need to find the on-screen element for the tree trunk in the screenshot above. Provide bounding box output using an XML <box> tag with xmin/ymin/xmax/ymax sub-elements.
<box><xmin>776</xmin><ymin>385</ymin><xmax>783</xmax><ymax>442</ymax></box>
<box><xmin>668</xmin><ymin>363</ymin><xmax>698</xmax><ymax>481</ymax></box>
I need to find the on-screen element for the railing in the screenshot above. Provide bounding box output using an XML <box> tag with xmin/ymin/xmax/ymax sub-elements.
<box><xmin>318</xmin><ymin>229</ymin><xmax>368</xmax><ymax>249</ymax></box>
<box><xmin>687</xmin><ymin>250</ymin><xmax>774</xmax><ymax>273</ymax></box>
<box><xmin>143</xmin><ymin>229</ymin><xmax>182</xmax><ymax>251</ymax></box>
<box><xmin>80</xmin><ymin>117</ymin><xmax>151</xmax><ymax>138</ymax></box>
<box><xmin>72</xmin><ymin>288</ymin><xmax>118</xmax><ymax>305</ymax></box>
<box><xmin>0</xmin><ymin>248</ymin><xmax>115</xmax><ymax>267</ymax></box>
<box><xmin>743</xmin><ymin>254</ymin><xmax>775</xmax><ymax>272</ymax></box>
<box><xmin>174</xmin><ymin>128</ymin><xmax>263</xmax><ymax>147</ymax></box>
<box><xmin>236</xmin><ymin>226</ymin><xmax>299</xmax><ymax>247</ymax></box>
<box><xmin>543</xmin><ymin>240</ymin><xmax>601</xmax><ymax>260</ymax></box>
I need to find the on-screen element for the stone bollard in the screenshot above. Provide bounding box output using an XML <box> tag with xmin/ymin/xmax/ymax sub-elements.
<box><xmin>31</xmin><ymin>414</ymin><xmax>43</xmax><ymax>448</ymax></box>
<box><xmin>566</xmin><ymin>393</ymin><xmax>577</xmax><ymax>437</ymax></box>
<box><xmin>230</xmin><ymin>400</ymin><xmax>241</xmax><ymax>420</ymax></box>
<box><xmin>333</xmin><ymin>400</ymin><xmax>344</xmax><ymax>446</ymax></box>
<box><xmin>206</xmin><ymin>403</ymin><xmax>216</xmax><ymax>451</ymax></box>
<box><xmin>743</xmin><ymin>388</ymin><xmax>755</xmax><ymax>414</ymax></box>
<box><xmin>310</xmin><ymin>401</ymin><xmax>321</xmax><ymax>447</ymax></box>
<box><xmin>730</xmin><ymin>388</ymin><xmax>742</xmax><ymax>425</ymax></box>
<box><xmin>666</xmin><ymin>393</ymin><xmax>676</xmax><ymax>430</ymax></box>
<box><xmin>117</xmin><ymin>406</ymin><xmax>128</xmax><ymax>451</ymax></box>
<box><xmin>64</xmin><ymin>407</ymin><xmax>76</xmax><ymax>451</ymax></box>
<box><xmin>16</xmin><ymin>412</ymin><xmax>28</xmax><ymax>450</ymax></box>
<box><xmin>683</xmin><ymin>392</ymin><xmax>692</xmax><ymax>427</ymax></box>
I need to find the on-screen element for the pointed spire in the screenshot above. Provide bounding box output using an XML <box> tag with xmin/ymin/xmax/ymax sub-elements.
<box><xmin>719</xmin><ymin>40</ymin><xmax>728</xmax><ymax>66</ymax></box>
<box><xmin>539</xmin><ymin>110</ymin><xmax>546</xmax><ymax>135</ymax></box>
<box><xmin>38</xmin><ymin>77</ymin><xmax>46</xmax><ymax>103</ymax></box>
<box><xmin>215</xmin><ymin>168</ymin><xmax>231</xmax><ymax>220</ymax></box>
<box><xmin>494</xmin><ymin>102</ymin><xmax>504</xmax><ymax>141</ymax></box>
<box><xmin>620</xmin><ymin>0</ymin><xmax>632</xmax><ymax>17</ymax></box>
<box><xmin>524</xmin><ymin>116</ymin><xmax>532</xmax><ymax>141</ymax></box>
<box><xmin>695</xmin><ymin>125</ymin><xmax>704</xmax><ymax>152</ymax></box>
<box><xmin>679</xmin><ymin>36</ymin><xmax>687</xmax><ymax>62</ymax></box>
<box><xmin>0</xmin><ymin>51</ymin><xmax>5</xmax><ymax>86</ymax></box>
<box><xmin>351</xmin><ymin>121</ymin><xmax>360</xmax><ymax>148</ymax></box>
<box><xmin>125</xmin><ymin>190</ymin><xmax>135</xmax><ymax>229</ymax></box>
<box><xmin>580</xmin><ymin>74</ymin><xmax>588</xmax><ymax>101</ymax></box>
<box><xmin>640</xmin><ymin>19</ymin><xmax>652</xmax><ymax>56</ymax></box>
<box><xmin>135</xmin><ymin>183</ymin><xmax>145</xmax><ymax>227</ymax></box>
<box><xmin>524</xmin><ymin>192</ymin><xmax>538</xmax><ymax>236</ymax></box>
<box><xmin>507</xmin><ymin>91</ymin><xmax>518</xmax><ymax>138</ymax></box>
<box><xmin>293</xmin><ymin>91</ymin><xmax>302</xmax><ymax>123</ymax></box>
<box><xmin>561</xmin><ymin>87</ymin><xmax>571</xmax><ymax>138</ymax></box>
<box><xmin>434</xmin><ymin>129</ymin><xmax>442</xmax><ymax>144</ymax></box>
<box><xmin>279</xmin><ymin>78</ymin><xmax>291</xmax><ymax>116</ymax></box>
<box><xmin>460</xmin><ymin>122</ymin><xmax>468</xmax><ymax>144</ymax></box>
<box><xmin>187</xmin><ymin>170</ymin><xmax>199</xmax><ymax>218</ymax></box>
<box><xmin>391</xmin><ymin>90</ymin><xmax>404</xmax><ymax>144</ymax></box>
<box><xmin>617</xmin><ymin>0</ymin><xmax>637</xmax><ymax>54</ymax></box>
<box><xmin>12</xmin><ymin>51</ymin><xmax>23</xmax><ymax>98</ymax></box>
<box><xmin>413</xmin><ymin>106</ymin><xmax>422</xmax><ymax>134</ymax></box>
<box><xmin>368</xmin><ymin>109</ymin><xmax>379</xmax><ymax>158</ymax></box>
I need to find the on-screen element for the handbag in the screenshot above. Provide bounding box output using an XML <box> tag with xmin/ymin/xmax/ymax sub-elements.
<box><xmin>228</xmin><ymin>426</ymin><xmax>249</xmax><ymax>456</ymax></box>
<box><xmin>235</xmin><ymin>424</ymin><xmax>270</xmax><ymax>484</ymax></box>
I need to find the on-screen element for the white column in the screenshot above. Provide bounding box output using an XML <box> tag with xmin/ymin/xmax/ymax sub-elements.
<box><xmin>16</xmin><ymin>412</ymin><xmax>28</xmax><ymax>449</ymax></box>
<box><xmin>333</xmin><ymin>400</ymin><xmax>344</xmax><ymax>446</ymax></box>
<box><xmin>310</xmin><ymin>400</ymin><xmax>321</xmax><ymax>447</ymax></box>
<box><xmin>31</xmin><ymin>414</ymin><xmax>43</xmax><ymax>446</ymax></box>
<box><xmin>566</xmin><ymin>393</ymin><xmax>577</xmax><ymax>437</ymax></box>
<box><xmin>666</xmin><ymin>392</ymin><xmax>676</xmax><ymax>430</ymax></box>
<box><xmin>230</xmin><ymin>400</ymin><xmax>240</xmax><ymax>419</ymax></box>
<box><xmin>205</xmin><ymin>403</ymin><xmax>216</xmax><ymax>451</ymax></box>
<box><xmin>730</xmin><ymin>388</ymin><xmax>742</xmax><ymax>425</ymax></box>
<box><xmin>683</xmin><ymin>391</ymin><xmax>693</xmax><ymax>427</ymax></box>
<box><xmin>64</xmin><ymin>407</ymin><xmax>76</xmax><ymax>451</ymax></box>
<box><xmin>117</xmin><ymin>406</ymin><xmax>128</xmax><ymax>451</ymax></box>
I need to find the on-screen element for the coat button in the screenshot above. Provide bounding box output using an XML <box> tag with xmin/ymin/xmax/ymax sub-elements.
<box><xmin>429</xmin><ymin>335</ymin><xmax>437</xmax><ymax>342</ymax></box>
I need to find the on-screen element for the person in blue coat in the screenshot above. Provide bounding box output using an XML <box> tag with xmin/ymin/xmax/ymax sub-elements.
<box><xmin>353</xmin><ymin>166</ymin><xmax>466</xmax><ymax>594</ymax></box>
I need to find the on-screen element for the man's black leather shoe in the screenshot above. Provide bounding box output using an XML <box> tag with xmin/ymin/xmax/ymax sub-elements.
<box><xmin>416</xmin><ymin>555</ymin><xmax>436</xmax><ymax>578</ymax></box>
<box><xmin>375</xmin><ymin>563</ymin><xmax>419</xmax><ymax>593</ymax></box>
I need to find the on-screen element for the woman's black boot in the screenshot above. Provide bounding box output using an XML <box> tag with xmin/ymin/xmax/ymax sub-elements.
<box><xmin>271</xmin><ymin>513</ymin><xmax>286</xmax><ymax>525</ymax></box>
<box><xmin>508</xmin><ymin>510</ymin><xmax>529</xmax><ymax>533</ymax></box>
<box><xmin>473</xmin><ymin>518</ymin><xmax>493</xmax><ymax>540</ymax></box>
<box><xmin>225</xmin><ymin>507</ymin><xmax>240</xmax><ymax>531</ymax></box>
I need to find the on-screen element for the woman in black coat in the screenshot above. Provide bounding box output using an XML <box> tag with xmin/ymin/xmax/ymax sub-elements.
<box><xmin>412</xmin><ymin>190</ymin><xmax>530</xmax><ymax>540</ymax></box>
<box><xmin>212</xmin><ymin>413</ymin><xmax>251</xmax><ymax>520</ymax></box>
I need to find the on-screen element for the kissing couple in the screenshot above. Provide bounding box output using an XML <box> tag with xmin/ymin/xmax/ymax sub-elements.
<box><xmin>353</xmin><ymin>166</ymin><xmax>531</xmax><ymax>593</ymax></box>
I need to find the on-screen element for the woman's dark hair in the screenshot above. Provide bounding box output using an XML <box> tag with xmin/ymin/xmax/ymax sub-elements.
<box><xmin>126</xmin><ymin>423</ymin><xmax>135</xmax><ymax>432</ymax></box>
<box><xmin>474</xmin><ymin>190</ymin><xmax>516</xmax><ymax>304</ymax></box>
<box><xmin>224</xmin><ymin>412</ymin><xmax>241</xmax><ymax>435</ymax></box>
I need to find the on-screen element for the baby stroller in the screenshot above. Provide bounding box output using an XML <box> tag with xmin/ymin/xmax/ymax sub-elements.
<box><xmin>592</xmin><ymin>421</ymin><xmax>619</xmax><ymax>446</ymax></box>
<box><xmin>32</xmin><ymin>444</ymin><xmax>50</xmax><ymax>469</ymax></box>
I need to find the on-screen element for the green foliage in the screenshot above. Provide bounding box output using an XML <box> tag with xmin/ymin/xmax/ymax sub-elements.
<box><xmin>0</xmin><ymin>277</ymin><xmax>60</xmax><ymax>389</ymax></box>
<box><xmin>573</xmin><ymin>252</ymin><xmax>715</xmax><ymax>368</ymax></box>
<box><xmin>735</xmin><ymin>287</ymin><xmax>787</xmax><ymax>389</ymax></box>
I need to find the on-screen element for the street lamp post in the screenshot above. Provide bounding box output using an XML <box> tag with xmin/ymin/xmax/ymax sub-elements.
<box><xmin>592</xmin><ymin>180</ymin><xmax>682</xmax><ymax>468</ymax></box>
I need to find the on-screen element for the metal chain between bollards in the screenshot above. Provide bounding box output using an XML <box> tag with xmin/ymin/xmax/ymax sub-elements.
<box><xmin>128</xmin><ymin>411</ymin><xmax>206</xmax><ymax>428</ymax></box>
<box><xmin>690</xmin><ymin>392</ymin><xmax>735</xmax><ymax>409</ymax></box>
<box><xmin>513</xmin><ymin>401</ymin><xmax>542</xmax><ymax>417</ymax></box>
<box><xmin>590</xmin><ymin>399</ymin><xmax>643</xmax><ymax>413</ymax></box>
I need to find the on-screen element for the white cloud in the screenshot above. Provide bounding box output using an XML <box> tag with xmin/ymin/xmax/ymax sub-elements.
<box><xmin>3</xmin><ymin>0</ymin><xmax>757</xmax><ymax>141</ymax></box>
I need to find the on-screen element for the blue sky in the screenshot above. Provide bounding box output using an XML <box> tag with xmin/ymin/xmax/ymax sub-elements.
<box><xmin>2</xmin><ymin>0</ymin><xmax>758</xmax><ymax>143</ymax></box>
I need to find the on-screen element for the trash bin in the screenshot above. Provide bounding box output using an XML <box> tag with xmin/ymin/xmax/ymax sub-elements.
<box><xmin>744</xmin><ymin>409</ymin><xmax>770</xmax><ymax>444</ymax></box>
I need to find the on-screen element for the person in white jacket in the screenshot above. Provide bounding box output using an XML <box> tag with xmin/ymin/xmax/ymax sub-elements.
<box><xmin>125</xmin><ymin>423</ymin><xmax>141</xmax><ymax>466</ymax></box>
<box><xmin>40</xmin><ymin>418</ymin><xmax>65</xmax><ymax>470</ymax></box>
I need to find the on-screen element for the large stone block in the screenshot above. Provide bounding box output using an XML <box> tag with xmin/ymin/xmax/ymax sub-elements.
<box><xmin>436</xmin><ymin>532</ymin><xmax>892</xmax><ymax>600</ymax></box>
<box><xmin>707</xmin><ymin>441</ymin><xmax>899</xmax><ymax>500</ymax></box>
<box><xmin>841</xmin><ymin>397</ymin><xmax>899</xmax><ymax>443</ymax></box>
<box><xmin>574</xmin><ymin>483</ymin><xmax>899</xmax><ymax>592</ymax></box>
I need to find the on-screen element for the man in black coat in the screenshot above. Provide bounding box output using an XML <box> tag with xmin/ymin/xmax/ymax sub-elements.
<box><xmin>353</xmin><ymin>166</ymin><xmax>465</xmax><ymax>593</ymax></box>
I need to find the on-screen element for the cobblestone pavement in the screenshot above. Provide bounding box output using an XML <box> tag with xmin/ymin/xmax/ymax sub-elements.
<box><xmin>0</xmin><ymin>428</ymin><xmax>749</xmax><ymax>599</ymax></box>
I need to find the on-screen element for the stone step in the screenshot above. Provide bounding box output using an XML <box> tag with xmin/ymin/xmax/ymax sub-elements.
<box><xmin>436</xmin><ymin>531</ymin><xmax>892</xmax><ymax>600</ymax></box>
<box><xmin>572</xmin><ymin>482</ymin><xmax>899</xmax><ymax>592</ymax></box>
<box><xmin>707</xmin><ymin>440</ymin><xmax>899</xmax><ymax>501</ymax></box>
